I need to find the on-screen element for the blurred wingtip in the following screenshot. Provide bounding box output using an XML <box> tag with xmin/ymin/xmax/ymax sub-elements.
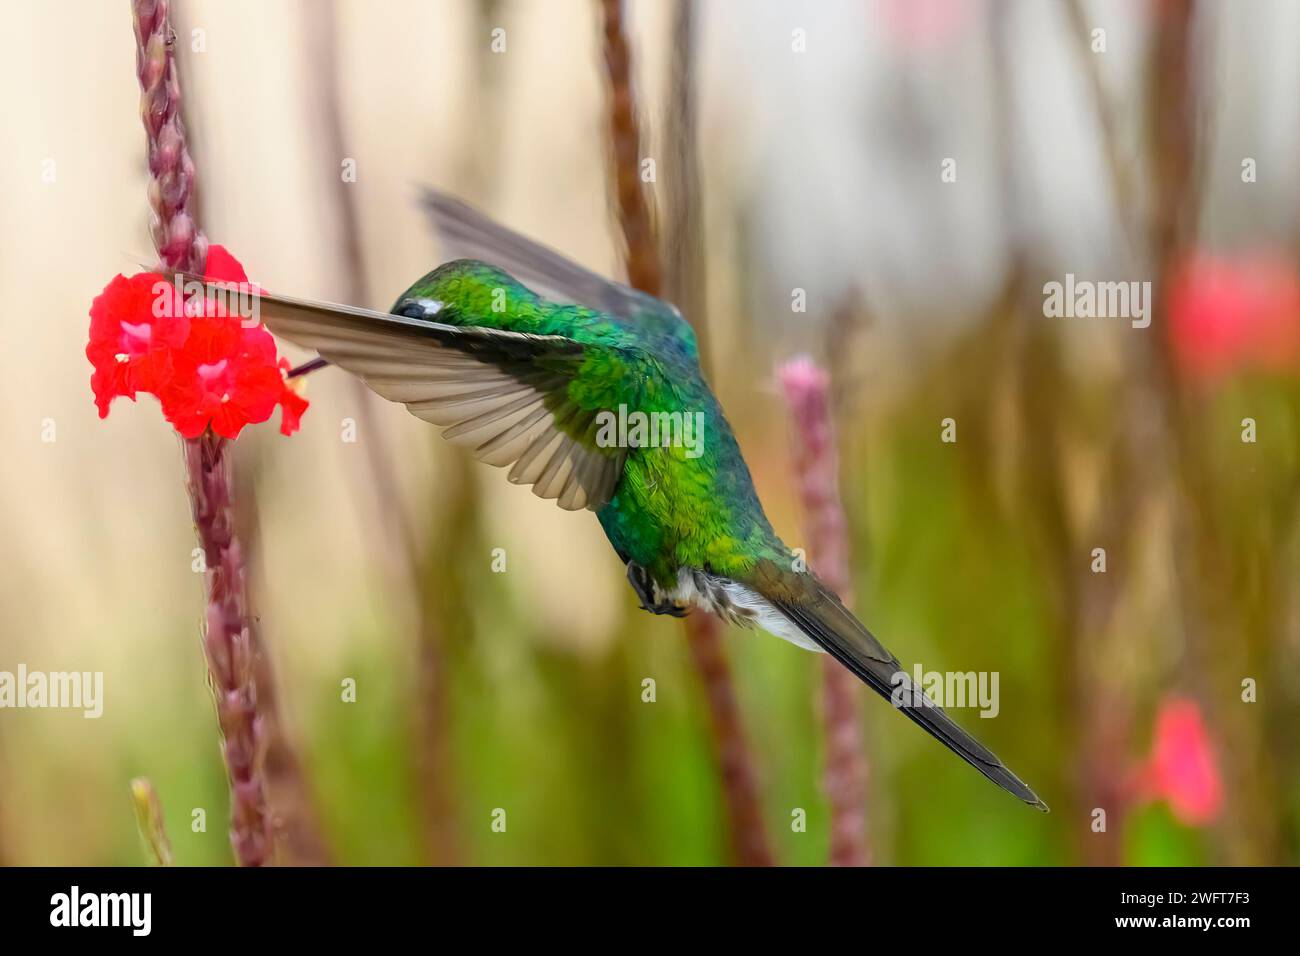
<box><xmin>415</xmin><ymin>184</ymin><xmax>470</xmax><ymax>218</ymax></box>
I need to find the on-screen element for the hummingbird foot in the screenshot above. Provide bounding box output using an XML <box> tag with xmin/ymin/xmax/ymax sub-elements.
<box><xmin>626</xmin><ymin>562</ymin><xmax>689</xmax><ymax>617</ymax></box>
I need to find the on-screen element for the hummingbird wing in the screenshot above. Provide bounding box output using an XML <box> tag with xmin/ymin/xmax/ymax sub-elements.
<box><xmin>419</xmin><ymin>188</ymin><xmax>691</xmax><ymax>340</ymax></box>
<box><xmin>744</xmin><ymin>560</ymin><xmax>1048</xmax><ymax>810</ymax></box>
<box><xmin>176</xmin><ymin>278</ymin><xmax>629</xmax><ymax>512</ymax></box>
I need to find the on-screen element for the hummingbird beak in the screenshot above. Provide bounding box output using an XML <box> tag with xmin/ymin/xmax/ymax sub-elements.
<box><xmin>287</xmin><ymin>356</ymin><xmax>330</xmax><ymax>378</ymax></box>
<box><xmin>286</xmin><ymin>298</ymin><xmax>446</xmax><ymax>378</ymax></box>
<box><xmin>279</xmin><ymin>294</ymin><xmax>449</xmax><ymax>378</ymax></box>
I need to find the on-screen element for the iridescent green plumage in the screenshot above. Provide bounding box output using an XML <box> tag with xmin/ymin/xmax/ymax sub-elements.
<box><xmin>397</xmin><ymin>259</ymin><xmax>790</xmax><ymax>588</ymax></box>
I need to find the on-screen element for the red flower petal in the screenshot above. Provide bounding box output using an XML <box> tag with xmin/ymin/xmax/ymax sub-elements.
<box><xmin>278</xmin><ymin>383</ymin><xmax>309</xmax><ymax>436</ymax></box>
<box><xmin>1142</xmin><ymin>696</ymin><xmax>1223</xmax><ymax>826</ymax></box>
<box><xmin>204</xmin><ymin>244</ymin><xmax>250</xmax><ymax>284</ymax></box>
<box><xmin>86</xmin><ymin>272</ymin><xmax>189</xmax><ymax>413</ymax></box>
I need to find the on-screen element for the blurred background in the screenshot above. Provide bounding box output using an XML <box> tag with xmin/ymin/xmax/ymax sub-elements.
<box><xmin>1</xmin><ymin>0</ymin><xmax>1297</xmax><ymax>866</ymax></box>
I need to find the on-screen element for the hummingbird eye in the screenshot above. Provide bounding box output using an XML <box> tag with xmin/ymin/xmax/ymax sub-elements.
<box><xmin>397</xmin><ymin>297</ymin><xmax>445</xmax><ymax>321</ymax></box>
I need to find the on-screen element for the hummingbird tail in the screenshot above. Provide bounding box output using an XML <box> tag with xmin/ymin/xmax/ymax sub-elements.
<box><xmin>757</xmin><ymin>572</ymin><xmax>1048</xmax><ymax>811</ymax></box>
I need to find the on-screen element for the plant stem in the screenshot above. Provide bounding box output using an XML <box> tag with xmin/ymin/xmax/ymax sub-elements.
<box><xmin>183</xmin><ymin>436</ymin><xmax>273</xmax><ymax>866</ymax></box>
<box><xmin>133</xmin><ymin>0</ymin><xmax>273</xmax><ymax>867</ymax></box>
<box><xmin>130</xmin><ymin>778</ymin><xmax>175</xmax><ymax>866</ymax></box>
<box><xmin>661</xmin><ymin>0</ymin><xmax>709</xmax><ymax>359</ymax></box>
<box><xmin>780</xmin><ymin>358</ymin><xmax>870</xmax><ymax>867</ymax></box>
<box><xmin>598</xmin><ymin>0</ymin><xmax>662</xmax><ymax>297</ymax></box>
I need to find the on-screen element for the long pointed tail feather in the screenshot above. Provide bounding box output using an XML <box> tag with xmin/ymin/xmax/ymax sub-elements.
<box><xmin>765</xmin><ymin>576</ymin><xmax>1048</xmax><ymax>811</ymax></box>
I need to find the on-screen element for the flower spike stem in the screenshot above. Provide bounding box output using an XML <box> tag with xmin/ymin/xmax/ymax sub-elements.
<box><xmin>184</xmin><ymin>436</ymin><xmax>273</xmax><ymax>866</ymax></box>
<box><xmin>780</xmin><ymin>357</ymin><xmax>871</xmax><ymax>867</ymax></box>
<box><xmin>133</xmin><ymin>0</ymin><xmax>273</xmax><ymax>866</ymax></box>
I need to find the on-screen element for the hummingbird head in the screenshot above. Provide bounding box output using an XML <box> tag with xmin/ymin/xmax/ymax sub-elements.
<box><xmin>392</xmin><ymin>259</ymin><xmax>538</xmax><ymax>329</ymax></box>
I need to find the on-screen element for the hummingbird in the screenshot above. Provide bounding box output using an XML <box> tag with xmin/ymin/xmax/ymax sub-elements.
<box><xmin>231</xmin><ymin>190</ymin><xmax>1046</xmax><ymax>811</ymax></box>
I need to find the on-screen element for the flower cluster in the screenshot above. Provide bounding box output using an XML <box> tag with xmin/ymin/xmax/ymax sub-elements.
<box><xmin>87</xmin><ymin>246</ymin><xmax>307</xmax><ymax>439</ymax></box>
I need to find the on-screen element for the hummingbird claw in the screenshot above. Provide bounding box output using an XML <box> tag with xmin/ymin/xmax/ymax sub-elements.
<box><xmin>627</xmin><ymin>561</ymin><xmax>689</xmax><ymax>617</ymax></box>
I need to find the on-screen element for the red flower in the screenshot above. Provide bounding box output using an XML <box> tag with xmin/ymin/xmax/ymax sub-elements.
<box><xmin>87</xmin><ymin>246</ymin><xmax>307</xmax><ymax>438</ymax></box>
<box><xmin>86</xmin><ymin>273</ymin><xmax>189</xmax><ymax>416</ymax></box>
<box><xmin>1138</xmin><ymin>696</ymin><xmax>1223</xmax><ymax>826</ymax></box>
<box><xmin>159</xmin><ymin>319</ymin><xmax>284</xmax><ymax>439</ymax></box>
<box><xmin>1168</xmin><ymin>252</ymin><xmax>1300</xmax><ymax>382</ymax></box>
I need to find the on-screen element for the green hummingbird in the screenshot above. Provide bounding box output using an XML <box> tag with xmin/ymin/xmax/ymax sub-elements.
<box><xmin>241</xmin><ymin>190</ymin><xmax>1046</xmax><ymax>811</ymax></box>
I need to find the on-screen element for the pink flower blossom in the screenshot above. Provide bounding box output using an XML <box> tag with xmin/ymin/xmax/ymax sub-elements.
<box><xmin>1167</xmin><ymin>252</ymin><xmax>1300</xmax><ymax>382</ymax></box>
